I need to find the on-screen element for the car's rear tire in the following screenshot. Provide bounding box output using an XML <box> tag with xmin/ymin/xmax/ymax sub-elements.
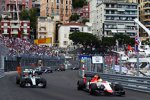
<box><xmin>89</xmin><ymin>83</ymin><xmax>98</xmax><ymax>95</ymax></box>
<box><xmin>114</xmin><ymin>83</ymin><xmax>123</xmax><ymax>91</ymax></box>
<box><xmin>20</xmin><ymin>79</ymin><xmax>32</xmax><ymax>88</ymax></box>
<box><xmin>77</xmin><ymin>80</ymin><xmax>85</xmax><ymax>90</ymax></box>
<box><xmin>112</xmin><ymin>83</ymin><xmax>125</xmax><ymax>96</ymax></box>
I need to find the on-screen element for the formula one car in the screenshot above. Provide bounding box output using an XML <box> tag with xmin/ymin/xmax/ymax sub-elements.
<box><xmin>41</xmin><ymin>67</ymin><xmax>53</xmax><ymax>73</ymax></box>
<box><xmin>71</xmin><ymin>67</ymin><xmax>80</xmax><ymax>70</ymax></box>
<box><xmin>77</xmin><ymin>73</ymin><xmax>125</xmax><ymax>96</ymax></box>
<box><xmin>16</xmin><ymin>69</ymin><xmax>47</xmax><ymax>88</ymax></box>
<box><xmin>55</xmin><ymin>64</ymin><xmax>65</xmax><ymax>71</ymax></box>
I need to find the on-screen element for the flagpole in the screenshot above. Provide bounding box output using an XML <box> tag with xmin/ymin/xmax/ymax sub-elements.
<box><xmin>136</xmin><ymin>34</ymin><xmax>140</xmax><ymax>76</ymax></box>
<box><xmin>136</xmin><ymin>48</ymin><xmax>140</xmax><ymax>76</ymax></box>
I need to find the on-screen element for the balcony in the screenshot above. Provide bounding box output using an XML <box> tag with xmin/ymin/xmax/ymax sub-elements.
<box><xmin>22</xmin><ymin>32</ymin><xmax>29</xmax><ymax>35</ymax></box>
<box><xmin>144</xmin><ymin>0</ymin><xmax>150</xmax><ymax>4</ymax></box>
<box><xmin>10</xmin><ymin>20</ymin><xmax>19</xmax><ymax>23</ymax></box>
<box><xmin>145</xmin><ymin>24</ymin><xmax>150</xmax><ymax>27</ymax></box>
<box><xmin>105</xmin><ymin>18</ymin><xmax>135</xmax><ymax>22</ymax></box>
<box><xmin>2</xmin><ymin>32</ymin><xmax>9</xmax><ymax>35</ymax></box>
<box><xmin>11</xmin><ymin>24</ymin><xmax>20</xmax><ymax>28</ymax></box>
<box><xmin>11</xmin><ymin>31</ymin><xmax>18</xmax><ymax>35</ymax></box>
<box><xmin>143</xmin><ymin>18</ymin><xmax>150</xmax><ymax>21</ymax></box>
<box><xmin>38</xmin><ymin>27</ymin><xmax>47</xmax><ymax>33</ymax></box>
<box><xmin>21</xmin><ymin>25</ymin><xmax>29</xmax><ymax>29</ymax></box>
<box><xmin>144</xmin><ymin>12</ymin><xmax>150</xmax><ymax>15</ymax></box>
<box><xmin>1</xmin><ymin>25</ymin><xmax>10</xmax><ymax>28</ymax></box>
<box><xmin>143</xmin><ymin>6</ymin><xmax>150</xmax><ymax>9</ymax></box>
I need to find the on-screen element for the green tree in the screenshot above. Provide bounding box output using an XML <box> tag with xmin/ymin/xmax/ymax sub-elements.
<box><xmin>29</xmin><ymin>8</ymin><xmax>38</xmax><ymax>29</ymax></box>
<box><xmin>113</xmin><ymin>34</ymin><xmax>134</xmax><ymax>46</ymax></box>
<box><xmin>82</xmin><ymin>19</ymin><xmax>89</xmax><ymax>24</ymax></box>
<box><xmin>102</xmin><ymin>37</ymin><xmax>116</xmax><ymax>47</ymax></box>
<box><xmin>69</xmin><ymin>13</ymin><xmax>80</xmax><ymax>21</ymax></box>
<box><xmin>142</xmin><ymin>39</ymin><xmax>150</xmax><ymax>45</ymax></box>
<box><xmin>20</xmin><ymin>9</ymin><xmax>29</xmax><ymax>20</ymax></box>
<box><xmin>69</xmin><ymin>32</ymin><xmax>100</xmax><ymax>48</ymax></box>
<box><xmin>72</xmin><ymin>0</ymin><xmax>87</xmax><ymax>8</ymax></box>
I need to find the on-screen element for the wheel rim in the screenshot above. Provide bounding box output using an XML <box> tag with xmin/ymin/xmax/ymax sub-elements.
<box><xmin>25</xmin><ymin>83</ymin><xmax>31</xmax><ymax>87</ymax></box>
<box><xmin>38</xmin><ymin>83</ymin><xmax>44</xmax><ymax>87</ymax></box>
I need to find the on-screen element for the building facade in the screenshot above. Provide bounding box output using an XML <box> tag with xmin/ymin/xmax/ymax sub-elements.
<box><xmin>0</xmin><ymin>0</ymin><xmax>5</xmax><ymax>15</ymax></box>
<box><xmin>89</xmin><ymin>0</ymin><xmax>139</xmax><ymax>39</ymax></box>
<box><xmin>58</xmin><ymin>23</ymin><xmax>92</xmax><ymax>48</ymax></box>
<box><xmin>32</xmin><ymin>0</ymin><xmax>40</xmax><ymax>16</ymax></box>
<box><xmin>89</xmin><ymin>0</ymin><xmax>136</xmax><ymax>38</ymax></box>
<box><xmin>0</xmin><ymin>0</ymin><xmax>31</xmax><ymax>38</ymax></box>
<box><xmin>37</xmin><ymin>17</ymin><xmax>56</xmax><ymax>46</ymax></box>
<box><xmin>139</xmin><ymin>0</ymin><xmax>150</xmax><ymax>37</ymax></box>
<box><xmin>1</xmin><ymin>20</ymin><xmax>30</xmax><ymax>38</ymax></box>
<box><xmin>73</xmin><ymin>5</ymin><xmax>90</xmax><ymax>20</ymax></box>
<box><xmin>127</xmin><ymin>0</ymin><xmax>139</xmax><ymax>3</ymax></box>
<box><xmin>40</xmin><ymin>0</ymin><xmax>72</xmax><ymax>23</ymax></box>
<box><xmin>89</xmin><ymin>0</ymin><xmax>102</xmax><ymax>36</ymax></box>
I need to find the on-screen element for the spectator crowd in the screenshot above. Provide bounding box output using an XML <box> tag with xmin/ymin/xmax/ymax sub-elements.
<box><xmin>0</xmin><ymin>35</ymin><xmax>63</xmax><ymax>56</ymax></box>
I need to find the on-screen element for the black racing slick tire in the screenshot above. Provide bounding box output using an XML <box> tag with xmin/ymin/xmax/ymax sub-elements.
<box><xmin>89</xmin><ymin>83</ymin><xmax>98</xmax><ymax>95</ymax></box>
<box><xmin>114</xmin><ymin>83</ymin><xmax>123</xmax><ymax>91</ymax></box>
<box><xmin>16</xmin><ymin>75</ymin><xmax>20</xmax><ymax>84</ymax></box>
<box><xmin>77</xmin><ymin>80</ymin><xmax>85</xmax><ymax>90</ymax></box>
<box><xmin>36</xmin><ymin>78</ymin><xmax>47</xmax><ymax>88</ymax></box>
<box><xmin>112</xmin><ymin>83</ymin><xmax>125</xmax><ymax>96</ymax></box>
<box><xmin>20</xmin><ymin>79</ymin><xmax>32</xmax><ymax>88</ymax></box>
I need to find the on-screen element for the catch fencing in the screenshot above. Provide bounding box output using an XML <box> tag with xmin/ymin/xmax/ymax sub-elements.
<box><xmin>4</xmin><ymin>55</ymin><xmax>66</xmax><ymax>71</ymax></box>
<box><xmin>78</xmin><ymin>54</ymin><xmax>150</xmax><ymax>93</ymax></box>
<box><xmin>0</xmin><ymin>39</ymin><xmax>9</xmax><ymax>78</ymax></box>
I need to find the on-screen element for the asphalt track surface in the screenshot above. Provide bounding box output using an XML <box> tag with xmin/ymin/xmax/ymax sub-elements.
<box><xmin>0</xmin><ymin>70</ymin><xmax>149</xmax><ymax>100</ymax></box>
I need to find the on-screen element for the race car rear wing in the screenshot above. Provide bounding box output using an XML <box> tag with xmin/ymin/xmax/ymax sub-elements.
<box><xmin>84</xmin><ymin>73</ymin><xmax>97</xmax><ymax>78</ymax></box>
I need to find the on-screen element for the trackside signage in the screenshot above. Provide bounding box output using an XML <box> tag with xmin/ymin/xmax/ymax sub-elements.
<box><xmin>92</xmin><ymin>56</ymin><xmax>103</xmax><ymax>64</ymax></box>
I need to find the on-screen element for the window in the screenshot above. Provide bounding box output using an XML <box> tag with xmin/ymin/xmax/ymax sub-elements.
<box><xmin>61</xmin><ymin>0</ymin><xmax>63</xmax><ymax>4</ymax></box>
<box><xmin>57</xmin><ymin>5</ymin><xmax>59</xmax><ymax>9</ymax></box>
<box><xmin>70</xmin><ymin>28</ymin><xmax>80</xmax><ymax>32</ymax></box>
<box><xmin>56</xmin><ymin>10</ymin><xmax>59</xmax><ymax>15</ymax></box>
<box><xmin>57</xmin><ymin>0</ymin><xmax>59</xmax><ymax>3</ymax></box>
<box><xmin>88</xmin><ymin>27</ymin><xmax>91</xmax><ymax>31</ymax></box>
<box><xmin>64</xmin><ymin>34</ymin><xmax>67</xmax><ymax>38</ymax></box>
<box><xmin>63</xmin><ymin>41</ymin><xmax>68</xmax><ymax>45</ymax></box>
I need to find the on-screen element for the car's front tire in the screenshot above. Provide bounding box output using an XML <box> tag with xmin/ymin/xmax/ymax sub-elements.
<box><xmin>77</xmin><ymin>80</ymin><xmax>85</xmax><ymax>90</ymax></box>
<box><xmin>20</xmin><ymin>79</ymin><xmax>32</xmax><ymax>88</ymax></box>
<box><xmin>16</xmin><ymin>75</ymin><xmax>20</xmax><ymax>84</ymax></box>
<box><xmin>89</xmin><ymin>83</ymin><xmax>97</xmax><ymax>95</ymax></box>
<box><xmin>36</xmin><ymin>78</ymin><xmax>47</xmax><ymax>88</ymax></box>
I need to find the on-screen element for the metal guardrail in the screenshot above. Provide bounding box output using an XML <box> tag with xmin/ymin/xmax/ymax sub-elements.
<box><xmin>79</xmin><ymin>70</ymin><xmax>150</xmax><ymax>93</ymax></box>
<box><xmin>0</xmin><ymin>39</ymin><xmax>8</xmax><ymax>78</ymax></box>
<box><xmin>0</xmin><ymin>69</ymin><xmax>5</xmax><ymax>78</ymax></box>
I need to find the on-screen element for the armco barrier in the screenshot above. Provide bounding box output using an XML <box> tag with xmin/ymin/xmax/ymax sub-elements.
<box><xmin>0</xmin><ymin>69</ymin><xmax>4</xmax><ymax>78</ymax></box>
<box><xmin>80</xmin><ymin>70</ymin><xmax>150</xmax><ymax>93</ymax></box>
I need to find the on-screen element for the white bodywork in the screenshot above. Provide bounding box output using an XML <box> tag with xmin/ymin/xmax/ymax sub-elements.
<box><xmin>87</xmin><ymin>81</ymin><xmax>113</xmax><ymax>93</ymax></box>
<box><xmin>30</xmin><ymin>76</ymin><xmax>36</xmax><ymax>85</ymax></box>
<box><xmin>97</xmin><ymin>81</ymin><xmax>113</xmax><ymax>93</ymax></box>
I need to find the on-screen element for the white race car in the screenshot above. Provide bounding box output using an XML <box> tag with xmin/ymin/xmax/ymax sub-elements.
<box><xmin>77</xmin><ymin>73</ymin><xmax>125</xmax><ymax>96</ymax></box>
<box><xmin>16</xmin><ymin>69</ymin><xmax>47</xmax><ymax>88</ymax></box>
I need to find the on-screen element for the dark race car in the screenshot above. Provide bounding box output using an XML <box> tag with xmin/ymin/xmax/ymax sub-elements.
<box><xmin>77</xmin><ymin>73</ymin><xmax>125</xmax><ymax>96</ymax></box>
<box><xmin>71</xmin><ymin>67</ymin><xmax>80</xmax><ymax>70</ymax></box>
<box><xmin>55</xmin><ymin>64</ymin><xmax>65</xmax><ymax>71</ymax></box>
<box><xmin>16</xmin><ymin>69</ymin><xmax>47</xmax><ymax>88</ymax></box>
<box><xmin>41</xmin><ymin>67</ymin><xmax>53</xmax><ymax>73</ymax></box>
